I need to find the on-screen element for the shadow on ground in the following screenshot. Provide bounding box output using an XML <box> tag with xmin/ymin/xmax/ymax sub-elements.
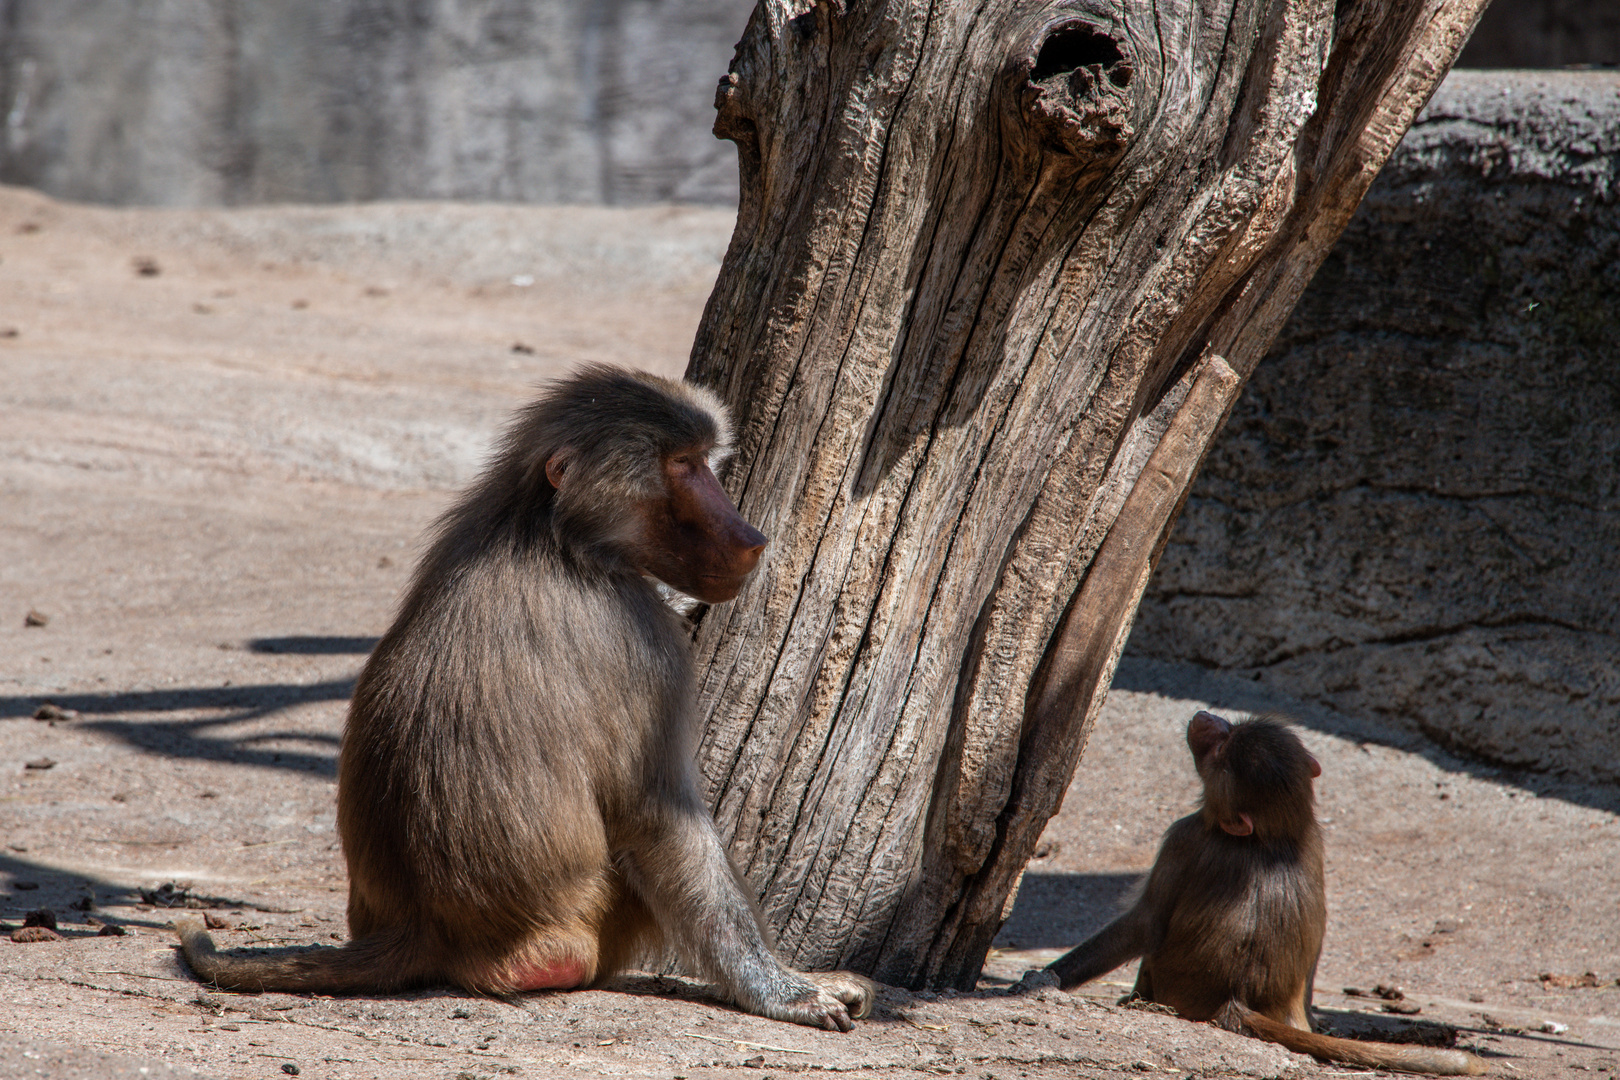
<box><xmin>1113</xmin><ymin>656</ymin><xmax>1620</xmax><ymax>815</ymax></box>
<box><xmin>0</xmin><ymin>853</ymin><xmax>296</xmax><ymax>927</ymax></box>
<box><xmin>1318</xmin><ymin>1007</ymin><xmax>1617</xmax><ymax>1057</ymax></box>
<box><xmin>1</xmin><ymin>683</ymin><xmax>348</xmax><ymax>776</ymax></box>
<box><xmin>249</xmin><ymin>636</ymin><xmax>379</xmax><ymax>655</ymax></box>
<box><xmin>992</xmin><ymin>872</ymin><xmax>1140</xmax><ymax>951</ymax></box>
<box><xmin>0</xmin><ymin>635</ymin><xmax>377</xmax><ymax>776</ymax></box>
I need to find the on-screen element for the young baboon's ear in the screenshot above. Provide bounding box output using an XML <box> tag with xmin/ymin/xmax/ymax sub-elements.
<box><xmin>545</xmin><ymin>450</ymin><xmax>572</xmax><ymax>490</ymax></box>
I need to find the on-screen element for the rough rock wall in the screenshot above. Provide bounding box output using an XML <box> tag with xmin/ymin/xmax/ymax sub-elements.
<box><xmin>0</xmin><ymin>0</ymin><xmax>752</xmax><ymax>206</ymax></box>
<box><xmin>1457</xmin><ymin>0</ymin><xmax>1620</xmax><ymax>67</ymax></box>
<box><xmin>1127</xmin><ymin>71</ymin><xmax>1620</xmax><ymax>784</ymax></box>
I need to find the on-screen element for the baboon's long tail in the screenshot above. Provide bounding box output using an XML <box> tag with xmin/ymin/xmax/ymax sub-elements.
<box><xmin>1240</xmin><ymin>1006</ymin><xmax>1487</xmax><ymax>1076</ymax></box>
<box><xmin>175</xmin><ymin>916</ymin><xmax>431</xmax><ymax>994</ymax></box>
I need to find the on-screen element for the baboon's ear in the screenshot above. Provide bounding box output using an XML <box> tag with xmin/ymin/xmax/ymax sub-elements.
<box><xmin>545</xmin><ymin>450</ymin><xmax>572</xmax><ymax>490</ymax></box>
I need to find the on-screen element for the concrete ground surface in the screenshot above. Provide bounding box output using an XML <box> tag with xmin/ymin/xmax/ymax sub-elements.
<box><xmin>1</xmin><ymin>185</ymin><xmax>1616</xmax><ymax>1079</ymax></box>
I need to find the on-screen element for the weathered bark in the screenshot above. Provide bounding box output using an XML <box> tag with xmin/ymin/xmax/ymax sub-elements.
<box><xmin>684</xmin><ymin>0</ymin><xmax>1488</xmax><ymax>989</ymax></box>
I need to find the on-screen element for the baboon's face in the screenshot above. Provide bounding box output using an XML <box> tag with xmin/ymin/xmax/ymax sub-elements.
<box><xmin>638</xmin><ymin>445</ymin><xmax>767</xmax><ymax>604</ymax></box>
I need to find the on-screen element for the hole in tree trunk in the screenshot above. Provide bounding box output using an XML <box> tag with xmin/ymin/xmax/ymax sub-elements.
<box><xmin>1031</xmin><ymin>26</ymin><xmax>1130</xmax><ymax>87</ymax></box>
<box><xmin>1015</xmin><ymin>20</ymin><xmax>1136</xmax><ymax>160</ymax></box>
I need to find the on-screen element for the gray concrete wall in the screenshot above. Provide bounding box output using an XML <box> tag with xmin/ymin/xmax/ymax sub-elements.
<box><xmin>0</xmin><ymin>0</ymin><xmax>752</xmax><ymax>206</ymax></box>
<box><xmin>0</xmin><ymin>0</ymin><xmax>1613</xmax><ymax>208</ymax></box>
<box><xmin>1127</xmin><ymin>71</ymin><xmax>1620</xmax><ymax>784</ymax></box>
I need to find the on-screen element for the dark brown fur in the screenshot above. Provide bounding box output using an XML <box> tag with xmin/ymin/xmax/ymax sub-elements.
<box><xmin>176</xmin><ymin>365</ymin><xmax>873</xmax><ymax>1030</ymax></box>
<box><xmin>1044</xmin><ymin>711</ymin><xmax>1484</xmax><ymax>1075</ymax></box>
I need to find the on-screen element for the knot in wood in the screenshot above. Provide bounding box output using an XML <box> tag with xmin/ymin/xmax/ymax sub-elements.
<box><xmin>712</xmin><ymin>72</ymin><xmax>759</xmax><ymax>156</ymax></box>
<box><xmin>1016</xmin><ymin>21</ymin><xmax>1134</xmax><ymax>159</ymax></box>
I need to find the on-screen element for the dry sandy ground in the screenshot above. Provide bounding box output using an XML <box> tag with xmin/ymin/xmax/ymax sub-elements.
<box><xmin>1</xmin><ymin>184</ymin><xmax>1617</xmax><ymax>1080</ymax></box>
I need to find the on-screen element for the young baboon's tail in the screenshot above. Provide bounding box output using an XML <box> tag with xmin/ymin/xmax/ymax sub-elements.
<box><xmin>1239</xmin><ymin>1006</ymin><xmax>1487</xmax><ymax>1076</ymax></box>
<box><xmin>175</xmin><ymin>916</ymin><xmax>432</xmax><ymax>995</ymax></box>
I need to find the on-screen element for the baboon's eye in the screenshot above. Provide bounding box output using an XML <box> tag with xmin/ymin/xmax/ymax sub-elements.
<box><xmin>666</xmin><ymin>448</ymin><xmax>711</xmax><ymax>475</ymax></box>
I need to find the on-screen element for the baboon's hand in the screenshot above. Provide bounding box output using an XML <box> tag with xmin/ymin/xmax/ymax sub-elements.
<box><xmin>754</xmin><ymin>971</ymin><xmax>877</xmax><ymax>1031</ymax></box>
<box><xmin>813</xmin><ymin>971</ymin><xmax>876</xmax><ymax>1020</ymax></box>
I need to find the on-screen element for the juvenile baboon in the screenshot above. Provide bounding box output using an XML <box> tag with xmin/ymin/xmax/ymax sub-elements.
<box><xmin>177</xmin><ymin>365</ymin><xmax>874</xmax><ymax>1031</ymax></box>
<box><xmin>1038</xmin><ymin>711</ymin><xmax>1484</xmax><ymax>1075</ymax></box>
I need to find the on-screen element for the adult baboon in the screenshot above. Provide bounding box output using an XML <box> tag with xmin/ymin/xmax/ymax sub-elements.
<box><xmin>178</xmin><ymin>365</ymin><xmax>874</xmax><ymax>1031</ymax></box>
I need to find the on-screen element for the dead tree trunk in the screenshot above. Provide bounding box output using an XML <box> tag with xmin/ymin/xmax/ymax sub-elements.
<box><xmin>684</xmin><ymin>0</ymin><xmax>1488</xmax><ymax>989</ymax></box>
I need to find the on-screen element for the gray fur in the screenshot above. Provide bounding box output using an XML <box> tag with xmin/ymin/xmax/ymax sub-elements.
<box><xmin>175</xmin><ymin>365</ymin><xmax>873</xmax><ymax>1029</ymax></box>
